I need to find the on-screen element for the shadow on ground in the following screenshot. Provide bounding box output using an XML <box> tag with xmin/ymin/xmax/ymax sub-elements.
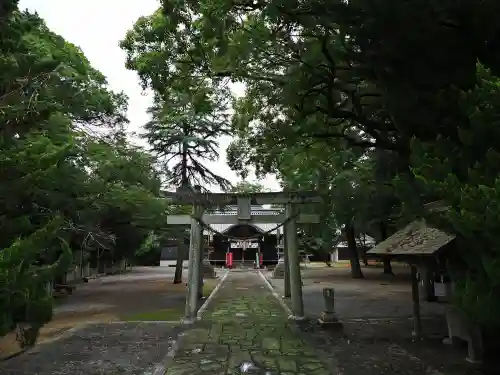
<box><xmin>1</xmin><ymin>322</ymin><xmax>184</xmax><ymax>375</ymax></box>
<box><xmin>0</xmin><ymin>266</ymin><xmax>221</xmax><ymax>373</ymax></box>
<box><xmin>267</xmin><ymin>264</ymin><xmax>497</xmax><ymax>375</ymax></box>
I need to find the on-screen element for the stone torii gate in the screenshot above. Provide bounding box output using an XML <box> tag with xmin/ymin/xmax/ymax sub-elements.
<box><xmin>164</xmin><ymin>189</ymin><xmax>322</xmax><ymax>323</ymax></box>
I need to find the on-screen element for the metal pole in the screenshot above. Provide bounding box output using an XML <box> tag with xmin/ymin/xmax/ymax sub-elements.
<box><xmin>184</xmin><ymin>201</ymin><xmax>204</xmax><ymax>322</ymax></box>
<box><xmin>285</xmin><ymin>203</ymin><xmax>304</xmax><ymax>318</ymax></box>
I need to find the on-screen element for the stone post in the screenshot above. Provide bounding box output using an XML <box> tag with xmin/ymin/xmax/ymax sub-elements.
<box><xmin>285</xmin><ymin>203</ymin><xmax>304</xmax><ymax>319</ymax></box>
<box><xmin>318</xmin><ymin>288</ymin><xmax>342</xmax><ymax>329</ymax></box>
<box><xmin>46</xmin><ymin>280</ymin><xmax>53</xmax><ymax>297</ymax></box>
<box><xmin>283</xmin><ymin>227</ymin><xmax>291</xmax><ymax>298</ymax></box>
<box><xmin>331</xmin><ymin>249</ymin><xmax>339</xmax><ymax>263</ymax></box>
<box><xmin>184</xmin><ymin>198</ymin><xmax>204</xmax><ymax>322</ymax></box>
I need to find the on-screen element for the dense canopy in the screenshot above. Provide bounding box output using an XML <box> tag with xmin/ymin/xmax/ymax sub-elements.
<box><xmin>120</xmin><ymin>0</ymin><xmax>500</xmax><ymax>329</ymax></box>
<box><xmin>0</xmin><ymin>1</ymin><xmax>169</xmax><ymax>346</ymax></box>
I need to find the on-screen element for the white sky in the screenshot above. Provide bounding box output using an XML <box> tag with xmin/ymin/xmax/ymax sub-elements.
<box><xmin>19</xmin><ymin>0</ymin><xmax>280</xmax><ymax>192</ymax></box>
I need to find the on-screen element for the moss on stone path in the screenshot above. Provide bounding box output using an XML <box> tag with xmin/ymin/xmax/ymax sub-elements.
<box><xmin>164</xmin><ymin>271</ymin><xmax>336</xmax><ymax>375</ymax></box>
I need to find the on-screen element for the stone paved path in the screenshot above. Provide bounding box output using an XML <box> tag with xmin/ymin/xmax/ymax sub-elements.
<box><xmin>163</xmin><ymin>270</ymin><xmax>336</xmax><ymax>375</ymax></box>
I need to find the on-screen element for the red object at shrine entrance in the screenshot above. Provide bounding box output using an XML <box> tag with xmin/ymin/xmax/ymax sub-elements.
<box><xmin>225</xmin><ymin>252</ymin><xmax>233</xmax><ymax>268</ymax></box>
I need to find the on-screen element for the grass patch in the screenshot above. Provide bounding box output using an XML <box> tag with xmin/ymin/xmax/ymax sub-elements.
<box><xmin>121</xmin><ymin>306</ymin><xmax>185</xmax><ymax>322</ymax></box>
<box><xmin>203</xmin><ymin>279</ymin><xmax>218</xmax><ymax>297</ymax></box>
<box><xmin>121</xmin><ymin>279</ymin><xmax>220</xmax><ymax>322</ymax></box>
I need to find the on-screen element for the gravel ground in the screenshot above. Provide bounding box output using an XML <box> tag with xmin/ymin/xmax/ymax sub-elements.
<box><xmin>0</xmin><ymin>322</ymin><xmax>183</xmax><ymax>375</ymax></box>
<box><xmin>0</xmin><ymin>267</ymin><xmax>225</xmax><ymax>374</ymax></box>
<box><xmin>297</xmin><ymin>318</ymin><xmax>490</xmax><ymax>375</ymax></box>
<box><xmin>2</xmin><ymin>267</ymin><xmax>495</xmax><ymax>375</ymax></box>
<box><xmin>264</xmin><ymin>267</ymin><xmax>496</xmax><ymax>375</ymax></box>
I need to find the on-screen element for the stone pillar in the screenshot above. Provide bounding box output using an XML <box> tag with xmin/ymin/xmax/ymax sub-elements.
<box><xmin>198</xmin><ymin>232</ymin><xmax>205</xmax><ymax>299</ymax></box>
<box><xmin>46</xmin><ymin>280</ymin><xmax>53</xmax><ymax>297</ymax></box>
<box><xmin>318</xmin><ymin>288</ymin><xmax>342</xmax><ymax>329</ymax></box>
<box><xmin>285</xmin><ymin>203</ymin><xmax>304</xmax><ymax>319</ymax></box>
<box><xmin>184</xmin><ymin>200</ymin><xmax>204</xmax><ymax>322</ymax></box>
<box><xmin>331</xmin><ymin>249</ymin><xmax>339</xmax><ymax>263</ymax></box>
<box><xmin>200</xmin><ymin>233</ymin><xmax>216</xmax><ymax>279</ymax></box>
<box><xmin>283</xmin><ymin>227</ymin><xmax>291</xmax><ymax>298</ymax></box>
<box><xmin>272</xmin><ymin>256</ymin><xmax>285</xmax><ymax>277</ymax></box>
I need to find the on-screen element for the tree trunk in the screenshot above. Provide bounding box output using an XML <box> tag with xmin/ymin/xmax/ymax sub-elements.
<box><xmin>380</xmin><ymin>222</ymin><xmax>394</xmax><ymax>275</ymax></box>
<box><xmin>346</xmin><ymin>224</ymin><xmax>364</xmax><ymax>279</ymax></box>
<box><xmin>173</xmin><ymin>242</ymin><xmax>184</xmax><ymax>284</ymax></box>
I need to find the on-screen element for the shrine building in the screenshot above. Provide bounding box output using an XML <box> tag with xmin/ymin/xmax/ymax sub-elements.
<box><xmin>207</xmin><ymin>205</ymin><xmax>283</xmax><ymax>267</ymax></box>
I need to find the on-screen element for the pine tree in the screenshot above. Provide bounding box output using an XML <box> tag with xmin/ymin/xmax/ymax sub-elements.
<box><xmin>143</xmin><ymin>89</ymin><xmax>232</xmax><ymax>191</ymax></box>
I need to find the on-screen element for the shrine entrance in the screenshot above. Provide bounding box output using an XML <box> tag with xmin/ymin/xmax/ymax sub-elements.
<box><xmin>163</xmin><ymin>189</ymin><xmax>322</xmax><ymax>323</ymax></box>
<box><xmin>210</xmin><ymin>223</ymin><xmax>279</xmax><ymax>267</ymax></box>
<box><xmin>230</xmin><ymin>240</ymin><xmax>258</xmax><ymax>266</ymax></box>
<box><xmin>226</xmin><ymin>224</ymin><xmax>261</xmax><ymax>267</ymax></box>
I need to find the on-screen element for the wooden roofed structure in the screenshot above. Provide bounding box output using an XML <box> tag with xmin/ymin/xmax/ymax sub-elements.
<box><xmin>367</xmin><ymin>218</ymin><xmax>456</xmax><ymax>339</ymax></box>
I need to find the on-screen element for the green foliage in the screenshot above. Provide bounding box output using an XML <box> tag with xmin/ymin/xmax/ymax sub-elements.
<box><xmin>120</xmin><ymin>10</ymin><xmax>233</xmax><ymax>191</ymax></box>
<box><xmin>411</xmin><ymin>65</ymin><xmax>500</xmax><ymax>328</ymax></box>
<box><xmin>143</xmin><ymin>94</ymin><xmax>231</xmax><ymax>190</ymax></box>
<box><xmin>121</xmin><ymin>0</ymin><xmax>500</xmax><ymax>330</ymax></box>
<box><xmin>228</xmin><ymin>180</ymin><xmax>267</xmax><ymax>194</ymax></box>
<box><xmin>0</xmin><ymin>217</ymin><xmax>71</xmax><ymax>342</ymax></box>
<box><xmin>137</xmin><ymin>231</ymin><xmax>161</xmax><ymax>257</ymax></box>
<box><xmin>0</xmin><ymin>5</ymin><xmax>168</xmax><ymax>347</ymax></box>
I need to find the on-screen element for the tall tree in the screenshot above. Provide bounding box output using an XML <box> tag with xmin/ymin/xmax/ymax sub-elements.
<box><xmin>120</xmin><ymin>0</ymin><xmax>500</xmax><ymax>331</ymax></box>
<box><xmin>121</xmin><ymin>10</ymin><xmax>234</xmax><ymax>191</ymax></box>
<box><xmin>143</xmin><ymin>92</ymin><xmax>231</xmax><ymax>191</ymax></box>
<box><xmin>0</xmin><ymin>4</ymin><xmax>168</xmax><ymax>347</ymax></box>
<box><xmin>411</xmin><ymin>65</ymin><xmax>500</xmax><ymax>329</ymax></box>
<box><xmin>121</xmin><ymin>9</ymin><xmax>238</xmax><ymax>283</ymax></box>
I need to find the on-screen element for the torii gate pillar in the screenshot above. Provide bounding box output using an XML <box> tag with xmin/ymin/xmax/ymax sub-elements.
<box><xmin>184</xmin><ymin>193</ymin><xmax>204</xmax><ymax>323</ymax></box>
<box><xmin>285</xmin><ymin>203</ymin><xmax>304</xmax><ymax>319</ymax></box>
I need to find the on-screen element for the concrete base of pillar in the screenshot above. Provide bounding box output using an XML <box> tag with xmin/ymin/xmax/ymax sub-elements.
<box><xmin>318</xmin><ymin>312</ymin><xmax>343</xmax><ymax>330</ymax></box>
<box><xmin>272</xmin><ymin>261</ymin><xmax>286</xmax><ymax>279</ymax></box>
